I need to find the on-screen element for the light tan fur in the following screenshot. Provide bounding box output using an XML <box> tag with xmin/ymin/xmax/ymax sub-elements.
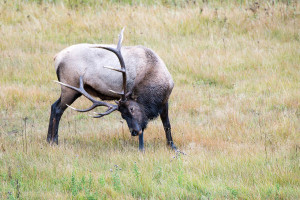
<box><xmin>55</xmin><ymin>44</ymin><xmax>174</xmax><ymax>103</ymax></box>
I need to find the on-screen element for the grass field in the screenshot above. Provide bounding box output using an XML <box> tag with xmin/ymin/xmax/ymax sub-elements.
<box><xmin>0</xmin><ymin>0</ymin><xmax>299</xmax><ymax>199</ymax></box>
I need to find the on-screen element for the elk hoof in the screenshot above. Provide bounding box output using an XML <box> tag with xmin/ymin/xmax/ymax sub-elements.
<box><xmin>139</xmin><ymin>147</ymin><xmax>145</xmax><ymax>153</ymax></box>
<box><xmin>168</xmin><ymin>142</ymin><xmax>177</xmax><ymax>150</ymax></box>
<box><xmin>52</xmin><ymin>137</ymin><xmax>58</xmax><ymax>145</ymax></box>
<box><xmin>47</xmin><ymin>137</ymin><xmax>58</xmax><ymax>145</ymax></box>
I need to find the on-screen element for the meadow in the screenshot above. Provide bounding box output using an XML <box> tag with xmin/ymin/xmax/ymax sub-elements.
<box><xmin>0</xmin><ymin>0</ymin><xmax>299</xmax><ymax>199</ymax></box>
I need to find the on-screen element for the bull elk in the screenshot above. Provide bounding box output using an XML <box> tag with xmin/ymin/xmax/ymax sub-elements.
<box><xmin>47</xmin><ymin>28</ymin><xmax>176</xmax><ymax>151</ymax></box>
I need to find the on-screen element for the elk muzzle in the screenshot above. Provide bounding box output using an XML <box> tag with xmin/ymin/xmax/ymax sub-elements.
<box><xmin>130</xmin><ymin>128</ymin><xmax>142</xmax><ymax>137</ymax></box>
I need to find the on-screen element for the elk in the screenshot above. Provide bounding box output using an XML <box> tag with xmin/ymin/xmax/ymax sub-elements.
<box><xmin>47</xmin><ymin>28</ymin><xmax>176</xmax><ymax>151</ymax></box>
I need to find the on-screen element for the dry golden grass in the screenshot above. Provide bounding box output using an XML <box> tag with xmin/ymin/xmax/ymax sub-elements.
<box><xmin>0</xmin><ymin>0</ymin><xmax>299</xmax><ymax>199</ymax></box>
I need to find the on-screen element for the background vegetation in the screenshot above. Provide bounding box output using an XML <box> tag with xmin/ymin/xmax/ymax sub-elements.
<box><xmin>0</xmin><ymin>0</ymin><xmax>299</xmax><ymax>199</ymax></box>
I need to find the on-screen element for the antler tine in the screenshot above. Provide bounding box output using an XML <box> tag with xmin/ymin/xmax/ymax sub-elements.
<box><xmin>103</xmin><ymin>66</ymin><xmax>125</xmax><ymax>73</ymax></box>
<box><xmin>54</xmin><ymin>76</ymin><xmax>118</xmax><ymax>113</ymax></box>
<box><xmin>117</xmin><ymin>27</ymin><xmax>125</xmax><ymax>50</ymax></box>
<box><xmin>92</xmin><ymin>28</ymin><xmax>127</xmax><ymax>101</ymax></box>
<box><xmin>91</xmin><ymin>107</ymin><xmax>119</xmax><ymax>118</ymax></box>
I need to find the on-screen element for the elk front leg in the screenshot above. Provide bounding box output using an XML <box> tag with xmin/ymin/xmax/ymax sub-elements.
<box><xmin>160</xmin><ymin>103</ymin><xmax>177</xmax><ymax>150</ymax></box>
<box><xmin>139</xmin><ymin>130</ymin><xmax>145</xmax><ymax>151</ymax></box>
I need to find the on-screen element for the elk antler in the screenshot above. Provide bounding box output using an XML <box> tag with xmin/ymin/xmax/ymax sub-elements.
<box><xmin>54</xmin><ymin>28</ymin><xmax>127</xmax><ymax>118</ymax></box>
<box><xmin>54</xmin><ymin>76</ymin><xmax>118</xmax><ymax>118</ymax></box>
<box><xmin>92</xmin><ymin>27</ymin><xmax>127</xmax><ymax>101</ymax></box>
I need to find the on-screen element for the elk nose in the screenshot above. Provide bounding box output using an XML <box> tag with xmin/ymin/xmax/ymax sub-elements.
<box><xmin>131</xmin><ymin>131</ymin><xmax>139</xmax><ymax>136</ymax></box>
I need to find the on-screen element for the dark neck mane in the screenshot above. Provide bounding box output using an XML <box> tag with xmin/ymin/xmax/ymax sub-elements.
<box><xmin>135</xmin><ymin>85</ymin><xmax>166</xmax><ymax>121</ymax></box>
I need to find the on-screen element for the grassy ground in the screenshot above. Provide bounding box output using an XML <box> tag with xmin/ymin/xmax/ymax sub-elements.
<box><xmin>0</xmin><ymin>0</ymin><xmax>299</xmax><ymax>199</ymax></box>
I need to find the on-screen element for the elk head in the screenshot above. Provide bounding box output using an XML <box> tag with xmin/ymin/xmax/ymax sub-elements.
<box><xmin>55</xmin><ymin>28</ymin><xmax>147</xmax><ymax>136</ymax></box>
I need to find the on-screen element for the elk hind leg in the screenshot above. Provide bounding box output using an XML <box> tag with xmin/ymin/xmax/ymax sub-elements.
<box><xmin>47</xmin><ymin>91</ymin><xmax>80</xmax><ymax>144</ymax></box>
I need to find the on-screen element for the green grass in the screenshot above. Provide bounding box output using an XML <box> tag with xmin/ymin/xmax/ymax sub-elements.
<box><xmin>0</xmin><ymin>0</ymin><xmax>299</xmax><ymax>199</ymax></box>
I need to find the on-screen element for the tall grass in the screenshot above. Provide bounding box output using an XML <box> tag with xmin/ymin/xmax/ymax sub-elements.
<box><xmin>0</xmin><ymin>0</ymin><xmax>299</xmax><ymax>199</ymax></box>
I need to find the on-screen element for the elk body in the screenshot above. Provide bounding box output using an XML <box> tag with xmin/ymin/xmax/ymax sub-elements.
<box><xmin>47</xmin><ymin>29</ymin><xmax>176</xmax><ymax>150</ymax></box>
